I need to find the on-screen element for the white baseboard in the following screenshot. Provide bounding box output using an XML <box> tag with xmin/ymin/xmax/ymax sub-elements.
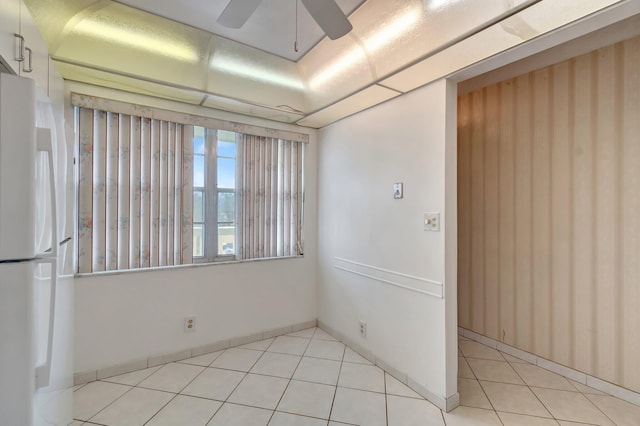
<box><xmin>458</xmin><ymin>327</ymin><xmax>640</xmax><ymax>408</ymax></box>
<box><xmin>74</xmin><ymin>319</ymin><xmax>317</xmax><ymax>386</ymax></box>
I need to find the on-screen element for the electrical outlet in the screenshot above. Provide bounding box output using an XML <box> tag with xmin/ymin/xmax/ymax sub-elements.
<box><xmin>359</xmin><ymin>320</ymin><xmax>367</xmax><ymax>338</ymax></box>
<box><xmin>424</xmin><ymin>212</ymin><xmax>440</xmax><ymax>231</ymax></box>
<box><xmin>184</xmin><ymin>316</ymin><xmax>196</xmax><ymax>333</ymax></box>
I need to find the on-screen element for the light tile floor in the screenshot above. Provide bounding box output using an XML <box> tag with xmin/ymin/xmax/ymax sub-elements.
<box><xmin>73</xmin><ymin>329</ymin><xmax>640</xmax><ymax>425</ymax></box>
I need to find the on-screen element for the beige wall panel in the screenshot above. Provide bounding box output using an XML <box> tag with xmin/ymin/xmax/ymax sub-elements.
<box><xmin>470</xmin><ymin>91</ymin><xmax>486</xmax><ymax>332</ymax></box>
<box><xmin>484</xmin><ymin>84</ymin><xmax>500</xmax><ymax>341</ymax></box>
<box><xmin>532</xmin><ymin>68</ymin><xmax>552</xmax><ymax>359</ymax></box>
<box><xmin>514</xmin><ymin>74</ymin><xmax>534</xmax><ymax>352</ymax></box>
<box><xmin>594</xmin><ymin>44</ymin><xmax>619</xmax><ymax>383</ymax></box>
<box><xmin>622</xmin><ymin>38</ymin><xmax>640</xmax><ymax>392</ymax></box>
<box><xmin>458</xmin><ymin>94</ymin><xmax>472</xmax><ymax>329</ymax></box>
<box><xmin>549</xmin><ymin>61</ymin><xmax>573</xmax><ymax>367</ymax></box>
<box><xmin>498</xmin><ymin>80</ymin><xmax>516</xmax><ymax>346</ymax></box>
<box><xmin>458</xmin><ymin>35</ymin><xmax>640</xmax><ymax>393</ymax></box>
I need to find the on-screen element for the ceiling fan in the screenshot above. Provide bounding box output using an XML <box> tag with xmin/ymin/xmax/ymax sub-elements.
<box><xmin>217</xmin><ymin>0</ymin><xmax>353</xmax><ymax>40</ymax></box>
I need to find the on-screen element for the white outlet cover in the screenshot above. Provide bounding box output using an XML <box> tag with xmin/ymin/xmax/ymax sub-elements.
<box><xmin>184</xmin><ymin>316</ymin><xmax>196</xmax><ymax>332</ymax></box>
<box><xmin>424</xmin><ymin>212</ymin><xmax>440</xmax><ymax>231</ymax></box>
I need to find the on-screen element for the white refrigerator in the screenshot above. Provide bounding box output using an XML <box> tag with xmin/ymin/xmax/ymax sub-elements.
<box><xmin>0</xmin><ymin>73</ymin><xmax>73</xmax><ymax>425</ymax></box>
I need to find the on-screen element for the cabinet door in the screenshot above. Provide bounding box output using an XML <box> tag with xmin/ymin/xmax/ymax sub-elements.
<box><xmin>19</xmin><ymin>2</ymin><xmax>49</xmax><ymax>94</ymax></box>
<box><xmin>0</xmin><ymin>0</ymin><xmax>21</xmax><ymax>74</ymax></box>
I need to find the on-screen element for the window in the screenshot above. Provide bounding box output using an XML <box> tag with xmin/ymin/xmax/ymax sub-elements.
<box><xmin>192</xmin><ymin>127</ymin><xmax>237</xmax><ymax>262</ymax></box>
<box><xmin>74</xmin><ymin>95</ymin><xmax>306</xmax><ymax>274</ymax></box>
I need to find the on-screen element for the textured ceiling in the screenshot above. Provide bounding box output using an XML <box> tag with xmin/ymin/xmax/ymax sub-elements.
<box><xmin>115</xmin><ymin>0</ymin><xmax>366</xmax><ymax>61</ymax></box>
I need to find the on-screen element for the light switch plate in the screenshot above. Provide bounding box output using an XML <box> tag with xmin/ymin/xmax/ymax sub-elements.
<box><xmin>393</xmin><ymin>183</ymin><xmax>403</xmax><ymax>199</ymax></box>
<box><xmin>424</xmin><ymin>212</ymin><xmax>440</xmax><ymax>231</ymax></box>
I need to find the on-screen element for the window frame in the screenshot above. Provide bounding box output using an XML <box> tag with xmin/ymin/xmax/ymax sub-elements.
<box><xmin>193</xmin><ymin>127</ymin><xmax>237</xmax><ymax>263</ymax></box>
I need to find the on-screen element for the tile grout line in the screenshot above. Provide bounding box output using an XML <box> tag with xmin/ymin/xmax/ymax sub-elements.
<box><xmin>265</xmin><ymin>332</ymin><xmax>314</xmax><ymax>424</ymax></box>
<box><xmin>327</xmin><ymin>333</ymin><xmax>347</xmax><ymax>425</ymax></box>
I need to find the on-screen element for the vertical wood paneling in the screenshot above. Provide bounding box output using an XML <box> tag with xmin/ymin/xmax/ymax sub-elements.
<box><xmin>470</xmin><ymin>91</ymin><xmax>486</xmax><ymax>331</ymax></box>
<box><xmin>458</xmin><ymin>35</ymin><xmax>640</xmax><ymax>393</ymax></box>
<box><xmin>532</xmin><ymin>68</ymin><xmax>552</xmax><ymax>358</ymax></box>
<box><xmin>458</xmin><ymin>94</ymin><xmax>472</xmax><ymax>328</ymax></box>
<box><xmin>484</xmin><ymin>85</ymin><xmax>500</xmax><ymax>341</ymax></box>
<box><xmin>498</xmin><ymin>80</ymin><xmax>515</xmax><ymax>345</ymax></box>
<box><xmin>622</xmin><ymin>37</ymin><xmax>640</xmax><ymax>392</ymax></box>
<box><xmin>514</xmin><ymin>73</ymin><xmax>533</xmax><ymax>352</ymax></box>
<box><xmin>572</xmin><ymin>52</ymin><xmax>595</xmax><ymax>375</ymax></box>
<box><xmin>550</xmin><ymin>61</ymin><xmax>572</xmax><ymax>366</ymax></box>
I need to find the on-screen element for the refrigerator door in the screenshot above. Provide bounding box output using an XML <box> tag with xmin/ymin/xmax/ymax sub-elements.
<box><xmin>0</xmin><ymin>73</ymin><xmax>37</xmax><ymax>261</ymax></box>
<box><xmin>0</xmin><ymin>261</ymin><xmax>36</xmax><ymax>426</ymax></box>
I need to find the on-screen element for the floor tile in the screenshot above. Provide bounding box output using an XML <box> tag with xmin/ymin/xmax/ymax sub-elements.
<box><xmin>71</xmin><ymin>421</ymin><xmax>84</xmax><ymax>426</ymax></box>
<box><xmin>293</xmin><ymin>357</ymin><xmax>341</xmax><ymax>385</ymax></box>
<box><xmin>385</xmin><ymin>373</ymin><xmax>422</xmax><ymax>399</ymax></box>
<box><xmin>458</xmin><ymin>378</ymin><xmax>492</xmax><ymax>409</ymax></box>
<box><xmin>585</xmin><ymin>393</ymin><xmax>640</xmax><ymax>426</ymax></box>
<box><xmin>481</xmin><ymin>381</ymin><xmax>551</xmax><ymax>418</ymax></box>
<box><xmin>101</xmin><ymin>367</ymin><xmax>161</xmax><ymax>387</ymax></box>
<box><xmin>304</xmin><ymin>339</ymin><xmax>345</xmax><ymax>361</ymax></box>
<box><xmin>73</xmin><ymin>381</ymin><xmax>132</xmax><ymax>421</ymax></box>
<box><xmin>181</xmin><ymin>367</ymin><xmax>246</xmax><ymax>401</ymax></box>
<box><xmin>206</xmin><ymin>403</ymin><xmax>272</xmax><ymax>426</ymax></box>
<box><xmin>343</xmin><ymin>347</ymin><xmax>373</xmax><ymax>365</ymax></box>
<box><xmin>313</xmin><ymin>329</ymin><xmax>338</xmax><ymax>341</ymax></box>
<box><xmin>267</xmin><ymin>336</ymin><xmax>310</xmax><ymax>356</ymax></box>
<box><xmin>459</xmin><ymin>356</ymin><xmax>476</xmax><ymax>379</ymax></box>
<box><xmin>511</xmin><ymin>363</ymin><xmax>576</xmax><ymax>391</ymax></box>
<box><xmin>467</xmin><ymin>359</ymin><xmax>524</xmax><ymax>384</ymax></box>
<box><xmin>338</xmin><ymin>362</ymin><xmax>385</xmax><ymax>393</ymax></box>
<box><xmin>568</xmin><ymin>379</ymin><xmax>607</xmax><ymax>395</ymax></box>
<box><xmin>287</xmin><ymin>328</ymin><xmax>317</xmax><ymax>339</ymax></box>
<box><xmin>497</xmin><ymin>411</ymin><xmax>561</xmax><ymax>425</ymax></box>
<box><xmin>228</xmin><ymin>373</ymin><xmax>289</xmax><ymax>410</ymax></box>
<box><xmin>138</xmin><ymin>362</ymin><xmax>204</xmax><ymax>393</ymax></box>
<box><xmin>146</xmin><ymin>395</ymin><xmax>221</xmax><ymax>426</ymax></box>
<box><xmin>250</xmin><ymin>352</ymin><xmax>301</xmax><ymax>378</ymax></box>
<box><xmin>90</xmin><ymin>387</ymin><xmax>173</xmax><ymax>426</ymax></box>
<box><xmin>459</xmin><ymin>341</ymin><xmax>505</xmax><ymax>361</ymax></box>
<box><xmin>269</xmin><ymin>411</ymin><xmax>327</xmax><ymax>425</ymax></box>
<box><xmin>240</xmin><ymin>338</ymin><xmax>275</xmax><ymax>351</ymax></box>
<box><xmin>442</xmin><ymin>406</ymin><xmax>503</xmax><ymax>426</ymax></box>
<box><xmin>179</xmin><ymin>351</ymin><xmax>224</xmax><ymax>367</ymax></box>
<box><xmin>531</xmin><ymin>387</ymin><xmax>615</xmax><ymax>426</ymax></box>
<box><xmin>277</xmin><ymin>380</ymin><xmax>335</xmax><ymax>419</ymax></box>
<box><xmin>330</xmin><ymin>387</ymin><xmax>386</xmax><ymax>426</ymax></box>
<box><xmin>210</xmin><ymin>348</ymin><xmax>263</xmax><ymax>372</ymax></box>
<box><xmin>387</xmin><ymin>394</ymin><xmax>445</xmax><ymax>426</ymax></box>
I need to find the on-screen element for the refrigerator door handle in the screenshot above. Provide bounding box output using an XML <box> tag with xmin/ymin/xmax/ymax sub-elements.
<box><xmin>35</xmin><ymin>128</ymin><xmax>57</xmax><ymax>260</ymax></box>
<box><xmin>35</xmin><ymin>258</ymin><xmax>56</xmax><ymax>389</ymax></box>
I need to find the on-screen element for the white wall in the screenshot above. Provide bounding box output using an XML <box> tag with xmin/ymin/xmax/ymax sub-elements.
<box><xmin>65</xmin><ymin>84</ymin><xmax>318</xmax><ymax>373</ymax></box>
<box><xmin>317</xmin><ymin>79</ymin><xmax>458</xmax><ymax>402</ymax></box>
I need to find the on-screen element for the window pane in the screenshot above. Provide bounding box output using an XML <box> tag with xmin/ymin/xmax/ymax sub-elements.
<box><xmin>194</xmin><ymin>155</ymin><xmax>205</xmax><ymax>187</ymax></box>
<box><xmin>218</xmin><ymin>224</ymin><xmax>235</xmax><ymax>255</ymax></box>
<box><xmin>194</xmin><ymin>127</ymin><xmax>205</xmax><ymax>154</ymax></box>
<box><xmin>218</xmin><ymin>130</ymin><xmax>236</xmax><ymax>143</ymax></box>
<box><xmin>217</xmin><ymin>158</ymin><xmax>235</xmax><ymax>188</ymax></box>
<box><xmin>217</xmin><ymin>141</ymin><xmax>236</xmax><ymax>158</ymax></box>
<box><xmin>218</xmin><ymin>192</ymin><xmax>235</xmax><ymax>223</ymax></box>
<box><xmin>193</xmin><ymin>224</ymin><xmax>204</xmax><ymax>257</ymax></box>
<box><xmin>193</xmin><ymin>191</ymin><xmax>204</xmax><ymax>223</ymax></box>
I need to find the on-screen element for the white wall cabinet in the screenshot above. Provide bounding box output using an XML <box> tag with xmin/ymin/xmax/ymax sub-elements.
<box><xmin>0</xmin><ymin>0</ymin><xmax>21</xmax><ymax>74</ymax></box>
<box><xmin>0</xmin><ymin>0</ymin><xmax>54</xmax><ymax>96</ymax></box>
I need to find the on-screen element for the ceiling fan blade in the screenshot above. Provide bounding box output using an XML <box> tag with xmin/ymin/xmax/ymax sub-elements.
<box><xmin>217</xmin><ymin>0</ymin><xmax>263</xmax><ymax>28</ymax></box>
<box><xmin>301</xmin><ymin>0</ymin><xmax>353</xmax><ymax>40</ymax></box>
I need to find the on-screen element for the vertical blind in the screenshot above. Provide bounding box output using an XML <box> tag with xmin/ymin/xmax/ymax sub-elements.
<box><xmin>76</xmin><ymin>107</ymin><xmax>193</xmax><ymax>273</ymax></box>
<box><xmin>236</xmin><ymin>135</ymin><xmax>304</xmax><ymax>260</ymax></box>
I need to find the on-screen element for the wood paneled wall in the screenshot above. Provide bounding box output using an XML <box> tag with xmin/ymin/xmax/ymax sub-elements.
<box><xmin>457</xmin><ymin>36</ymin><xmax>640</xmax><ymax>392</ymax></box>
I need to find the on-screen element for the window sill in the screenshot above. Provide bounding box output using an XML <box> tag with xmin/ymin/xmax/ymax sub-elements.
<box><xmin>73</xmin><ymin>254</ymin><xmax>305</xmax><ymax>279</ymax></box>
